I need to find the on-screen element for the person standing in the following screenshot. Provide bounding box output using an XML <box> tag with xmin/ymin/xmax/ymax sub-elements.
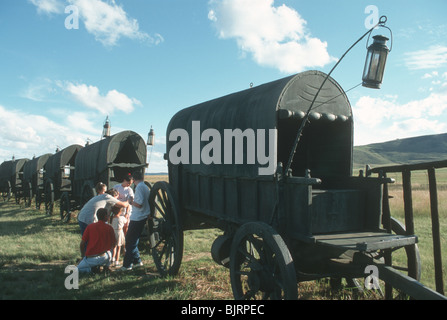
<box><xmin>121</xmin><ymin>171</ymin><xmax>150</xmax><ymax>271</ymax></box>
<box><xmin>110</xmin><ymin>205</ymin><xmax>126</xmax><ymax>267</ymax></box>
<box><xmin>113</xmin><ymin>174</ymin><xmax>134</xmax><ymax>235</ymax></box>
<box><xmin>77</xmin><ymin>208</ymin><xmax>116</xmax><ymax>273</ymax></box>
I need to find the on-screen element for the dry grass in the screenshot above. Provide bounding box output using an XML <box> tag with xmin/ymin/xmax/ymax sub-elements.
<box><xmin>0</xmin><ymin>171</ymin><xmax>445</xmax><ymax>300</ymax></box>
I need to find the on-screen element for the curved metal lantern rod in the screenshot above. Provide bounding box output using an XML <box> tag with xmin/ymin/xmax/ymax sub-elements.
<box><xmin>284</xmin><ymin>16</ymin><xmax>389</xmax><ymax>175</ymax></box>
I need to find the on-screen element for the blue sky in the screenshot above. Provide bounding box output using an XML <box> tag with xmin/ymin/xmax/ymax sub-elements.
<box><xmin>1</xmin><ymin>0</ymin><xmax>446</xmax><ymax>173</ymax></box>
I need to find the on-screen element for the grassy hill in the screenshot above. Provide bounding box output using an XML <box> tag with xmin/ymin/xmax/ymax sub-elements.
<box><xmin>354</xmin><ymin>133</ymin><xmax>447</xmax><ymax>168</ymax></box>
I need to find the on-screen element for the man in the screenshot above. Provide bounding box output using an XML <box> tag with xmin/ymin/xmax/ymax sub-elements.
<box><xmin>121</xmin><ymin>171</ymin><xmax>150</xmax><ymax>271</ymax></box>
<box><xmin>77</xmin><ymin>208</ymin><xmax>116</xmax><ymax>273</ymax></box>
<box><xmin>77</xmin><ymin>183</ymin><xmax>129</xmax><ymax>235</ymax></box>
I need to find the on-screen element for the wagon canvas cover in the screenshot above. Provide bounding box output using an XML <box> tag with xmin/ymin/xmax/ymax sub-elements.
<box><xmin>44</xmin><ymin>144</ymin><xmax>82</xmax><ymax>181</ymax></box>
<box><xmin>23</xmin><ymin>154</ymin><xmax>52</xmax><ymax>183</ymax></box>
<box><xmin>167</xmin><ymin>70</ymin><xmax>352</xmax><ymax>178</ymax></box>
<box><xmin>0</xmin><ymin>160</ymin><xmax>14</xmax><ymax>182</ymax></box>
<box><xmin>74</xmin><ymin>130</ymin><xmax>147</xmax><ymax>183</ymax></box>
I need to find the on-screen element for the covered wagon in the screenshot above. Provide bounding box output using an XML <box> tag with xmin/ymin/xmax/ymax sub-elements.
<box><xmin>6</xmin><ymin>158</ymin><xmax>29</xmax><ymax>204</ymax></box>
<box><xmin>43</xmin><ymin>144</ymin><xmax>82</xmax><ymax>216</ymax></box>
<box><xmin>22</xmin><ymin>153</ymin><xmax>52</xmax><ymax>208</ymax></box>
<box><xmin>59</xmin><ymin>131</ymin><xmax>148</xmax><ymax>222</ymax></box>
<box><xmin>148</xmin><ymin>70</ymin><xmax>431</xmax><ymax>299</ymax></box>
<box><xmin>0</xmin><ymin>160</ymin><xmax>14</xmax><ymax>201</ymax></box>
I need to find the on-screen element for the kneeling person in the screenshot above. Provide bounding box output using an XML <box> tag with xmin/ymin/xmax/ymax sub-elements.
<box><xmin>77</xmin><ymin>208</ymin><xmax>116</xmax><ymax>273</ymax></box>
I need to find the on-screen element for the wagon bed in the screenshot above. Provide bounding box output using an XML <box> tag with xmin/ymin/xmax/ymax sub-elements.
<box><xmin>314</xmin><ymin>232</ymin><xmax>417</xmax><ymax>252</ymax></box>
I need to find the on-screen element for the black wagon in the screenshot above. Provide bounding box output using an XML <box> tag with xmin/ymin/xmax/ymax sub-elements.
<box><xmin>42</xmin><ymin>144</ymin><xmax>83</xmax><ymax>216</ymax></box>
<box><xmin>21</xmin><ymin>153</ymin><xmax>52</xmax><ymax>208</ymax></box>
<box><xmin>59</xmin><ymin>130</ymin><xmax>148</xmax><ymax>222</ymax></box>
<box><xmin>148</xmin><ymin>70</ymin><xmax>442</xmax><ymax>300</ymax></box>
<box><xmin>0</xmin><ymin>160</ymin><xmax>15</xmax><ymax>202</ymax></box>
<box><xmin>5</xmin><ymin>158</ymin><xmax>30</xmax><ymax>204</ymax></box>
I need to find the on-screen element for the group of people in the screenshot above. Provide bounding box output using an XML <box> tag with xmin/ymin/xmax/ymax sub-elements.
<box><xmin>76</xmin><ymin>171</ymin><xmax>151</xmax><ymax>273</ymax></box>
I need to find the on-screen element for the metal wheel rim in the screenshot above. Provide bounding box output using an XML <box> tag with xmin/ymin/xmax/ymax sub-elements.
<box><xmin>230</xmin><ymin>222</ymin><xmax>297</xmax><ymax>300</ymax></box>
<box><xmin>148</xmin><ymin>181</ymin><xmax>183</xmax><ymax>277</ymax></box>
<box><xmin>60</xmin><ymin>193</ymin><xmax>71</xmax><ymax>223</ymax></box>
<box><xmin>45</xmin><ymin>181</ymin><xmax>54</xmax><ymax>215</ymax></box>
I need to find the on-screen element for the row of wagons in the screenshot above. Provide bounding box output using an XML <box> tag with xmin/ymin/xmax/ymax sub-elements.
<box><xmin>0</xmin><ymin>130</ymin><xmax>148</xmax><ymax>222</ymax></box>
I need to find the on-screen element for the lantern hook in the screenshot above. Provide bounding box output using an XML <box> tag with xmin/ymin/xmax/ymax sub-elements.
<box><xmin>366</xmin><ymin>15</ymin><xmax>393</xmax><ymax>52</ymax></box>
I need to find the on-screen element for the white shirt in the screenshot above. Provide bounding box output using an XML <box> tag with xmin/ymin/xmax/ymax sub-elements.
<box><xmin>77</xmin><ymin>193</ymin><xmax>120</xmax><ymax>225</ymax></box>
<box><xmin>131</xmin><ymin>182</ymin><xmax>150</xmax><ymax>221</ymax></box>
<box><xmin>113</xmin><ymin>183</ymin><xmax>134</xmax><ymax>216</ymax></box>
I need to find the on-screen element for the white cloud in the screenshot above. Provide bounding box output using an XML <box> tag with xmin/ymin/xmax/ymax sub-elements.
<box><xmin>353</xmin><ymin>90</ymin><xmax>447</xmax><ymax>145</ymax></box>
<box><xmin>30</xmin><ymin>0</ymin><xmax>162</xmax><ymax>47</ymax></box>
<box><xmin>63</xmin><ymin>82</ymin><xmax>141</xmax><ymax>115</ymax></box>
<box><xmin>404</xmin><ymin>45</ymin><xmax>447</xmax><ymax>70</ymax></box>
<box><xmin>0</xmin><ymin>105</ymin><xmax>90</xmax><ymax>160</ymax></box>
<box><xmin>29</xmin><ymin>0</ymin><xmax>64</xmax><ymax>15</ymax></box>
<box><xmin>422</xmin><ymin>71</ymin><xmax>438</xmax><ymax>79</ymax></box>
<box><xmin>69</xmin><ymin>0</ymin><xmax>154</xmax><ymax>46</ymax></box>
<box><xmin>208</xmin><ymin>0</ymin><xmax>335</xmax><ymax>73</ymax></box>
<box><xmin>20</xmin><ymin>78</ymin><xmax>59</xmax><ymax>102</ymax></box>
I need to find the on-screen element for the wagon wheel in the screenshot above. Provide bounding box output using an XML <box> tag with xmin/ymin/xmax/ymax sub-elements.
<box><xmin>15</xmin><ymin>188</ymin><xmax>21</xmax><ymax>204</ymax></box>
<box><xmin>81</xmin><ymin>184</ymin><xmax>95</xmax><ymax>207</ymax></box>
<box><xmin>24</xmin><ymin>182</ymin><xmax>33</xmax><ymax>207</ymax></box>
<box><xmin>380</xmin><ymin>217</ymin><xmax>421</xmax><ymax>299</ymax></box>
<box><xmin>230</xmin><ymin>222</ymin><xmax>298</xmax><ymax>300</ymax></box>
<box><xmin>148</xmin><ymin>181</ymin><xmax>183</xmax><ymax>277</ymax></box>
<box><xmin>60</xmin><ymin>192</ymin><xmax>71</xmax><ymax>223</ymax></box>
<box><xmin>1</xmin><ymin>181</ymin><xmax>11</xmax><ymax>202</ymax></box>
<box><xmin>44</xmin><ymin>180</ymin><xmax>55</xmax><ymax>215</ymax></box>
<box><xmin>144</xmin><ymin>181</ymin><xmax>152</xmax><ymax>191</ymax></box>
<box><xmin>389</xmin><ymin>217</ymin><xmax>421</xmax><ymax>279</ymax></box>
<box><xmin>35</xmin><ymin>186</ymin><xmax>44</xmax><ymax>210</ymax></box>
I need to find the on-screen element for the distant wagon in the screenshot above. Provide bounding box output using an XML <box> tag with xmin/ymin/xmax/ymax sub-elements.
<box><xmin>148</xmin><ymin>70</ymin><xmax>431</xmax><ymax>299</ymax></box>
<box><xmin>1</xmin><ymin>158</ymin><xmax>30</xmax><ymax>204</ymax></box>
<box><xmin>59</xmin><ymin>130</ymin><xmax>148</xmax><ymax>222</ymax></box>
<box><xmin>43</xmin><ymin>144</ymin><xmax>83</xmax><ymax>215</ymax></box>
<box><xmin>0</xmin><ymin>160</ymin><xmax>14</xmax><ymax>201</ymax></box>
<box><xmin>22</xmin><ymin>153</ymin><xmax>52</xmax><ymax>208</ymax></box>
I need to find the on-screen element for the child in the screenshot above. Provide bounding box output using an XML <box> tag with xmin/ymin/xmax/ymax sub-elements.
<box><xmin>110</xmin><ymin>205</ymin><xmax>126</xmax><ymax>267</ymax></box>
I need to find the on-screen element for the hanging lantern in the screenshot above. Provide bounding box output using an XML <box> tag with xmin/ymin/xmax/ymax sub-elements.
<box><xmin>102</xmin><ymin>116</ymin><xmax>111</xmax><ymax>138</ymax></box>
<box><xmin>362</xmin><ymin>35</ymin><xmax>390</xmax><ymax>89</ymax></box>
<box><xmin>147</xmin><ymin>126</ymin><xmax>155</xmax><ymax>146</ymax></box>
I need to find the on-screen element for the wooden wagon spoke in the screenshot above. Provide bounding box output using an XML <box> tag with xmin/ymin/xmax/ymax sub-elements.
<box><xmin>153</xmin><ymin>201</ymin><xmax>165</xmax><ymax>217</ymax></box>
<box><xmin>156</xmin><ymin>192</ymin><xmax>170</xmax><ymax>216</ymax></box>
<box><xmin>148</xmin><ymin>181</ymin><xmax>183</xmax><ymax>277</ymax></box>
<box><xmin>160</xmin><ymin>190</ymin><xmax>169</xmax><ymax>210</ymax></box>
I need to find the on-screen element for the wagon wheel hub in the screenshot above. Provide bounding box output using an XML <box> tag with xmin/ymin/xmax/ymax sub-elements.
<box><xmin>247</xmin><ymin>267</ymin><xmax>276</xmax><ymax>294</ymax></box>
<box><xmin>157</xmin><ymin>218</ymin><xmax>172</xmax><ymax>239</ymax></box>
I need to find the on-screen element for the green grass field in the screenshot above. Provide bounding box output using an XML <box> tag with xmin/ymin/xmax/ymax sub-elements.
<box><xmin>0</xmin><ymin>174</ymin><xmax>445</xmax><ymax>300</ymax></box>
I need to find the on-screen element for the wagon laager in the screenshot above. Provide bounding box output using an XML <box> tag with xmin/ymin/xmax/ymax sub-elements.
<box><xmin>22</xmin><ymin>153</ymin><xmax>52</xmax><ymax>208</ymax></box>
<box><xmin>149</xmin><ymin>70</ymin><xmax>445</xmax><ymax>300</ymax></box>
<box><xmin>59</xmin><ymin>131</ymin><xmax>148</xmax><ymax>222</ymax></box>
<box><xmin>43</xmin><ymin>144</ymin><xmax>83</xmax><ymax>217</ymax></box>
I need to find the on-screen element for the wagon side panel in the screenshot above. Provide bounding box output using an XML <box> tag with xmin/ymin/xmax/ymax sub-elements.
<box><xmin>283</xmin><ymin>181</ymin><xmax>312</xmax><ymax>240</ymax></box>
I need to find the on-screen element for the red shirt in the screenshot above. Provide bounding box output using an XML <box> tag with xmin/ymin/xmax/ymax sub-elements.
<box><xmin>82</xmin><ymin>221</ymin><xmax>115</xmax><ymax>256</ymax></box>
